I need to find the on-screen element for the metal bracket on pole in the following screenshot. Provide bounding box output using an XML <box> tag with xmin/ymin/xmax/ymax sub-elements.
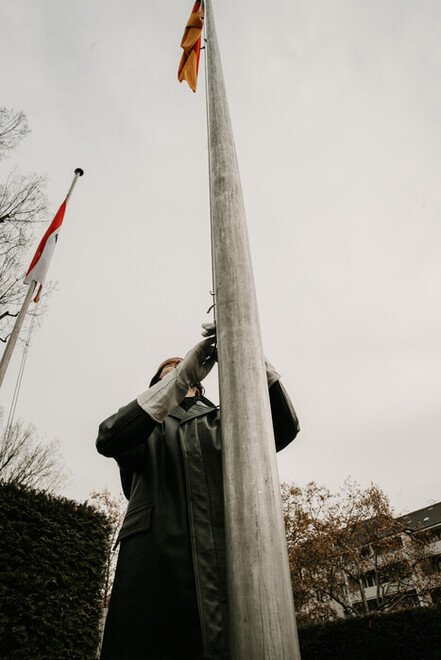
<box><xmin>206</xmin><ymin>290</ymin><xmax>216</xmax><ymax>316</ymax></box>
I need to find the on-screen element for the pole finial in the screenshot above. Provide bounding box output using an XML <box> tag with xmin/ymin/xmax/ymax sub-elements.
<box><xmin>75</xmin><ymin>168</ymin><xmax>84</xmax><ymax>176</ymax></box>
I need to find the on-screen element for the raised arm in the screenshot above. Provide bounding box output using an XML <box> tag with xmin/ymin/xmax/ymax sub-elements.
<box><xmin>96</xmin><ymin>332</ymin><xmax>217</xmax><ymax>459</ymax></box>
<box><xmin>96</xmin><ymin>399</ymin><xmax>157</xmax><ymax>459</ymax></box>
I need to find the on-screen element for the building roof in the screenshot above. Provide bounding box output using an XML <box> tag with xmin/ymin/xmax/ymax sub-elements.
<box><xmin>397</xmin><ymin>501</ymin><xmax>441</xmax><ymax>532</ymax></box>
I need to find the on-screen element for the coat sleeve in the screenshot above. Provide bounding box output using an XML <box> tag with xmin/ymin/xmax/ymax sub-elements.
<box><xmin>96</xmin><ymin>399</ymin><xmax>157</xmax><ymax>460</ymax></box>
<box><xmin>268</xmin><ymin>380</ymin><xmax>300</xmax><ymax>452</ymax></box>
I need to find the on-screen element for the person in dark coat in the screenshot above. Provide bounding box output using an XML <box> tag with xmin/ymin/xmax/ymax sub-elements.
<box><xmin>96</xmin><ymin>325</ymin><xmax>299</xmax><ymax>660</ymax></box>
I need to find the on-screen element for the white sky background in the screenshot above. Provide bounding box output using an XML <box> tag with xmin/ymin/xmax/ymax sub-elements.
<box><xmin>1</xmin><ymin>0</ymin><xmax>440</xmax><ymax>516</ymax></box>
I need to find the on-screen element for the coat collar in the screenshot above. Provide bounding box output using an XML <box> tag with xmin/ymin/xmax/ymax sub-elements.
<box><xmin>168</xmin><ymin>400</ymin><xmax>218</xmax><ymax>424</ymax></box>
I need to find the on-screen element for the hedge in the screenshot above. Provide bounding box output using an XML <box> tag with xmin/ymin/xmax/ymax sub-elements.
<box><xmin>299</xmin><ymin>604</ymin><xmax>441</xmax><ymax>659</ymax></box>
<box><xmin>4</xmin><ymin>480</ymin><xmax>440</xmax><ymax>659</ymax></box>
<box><xmin>0</xmin><ymin>482</ymin><xmax>111</xmax><ymax>659</ymax></box>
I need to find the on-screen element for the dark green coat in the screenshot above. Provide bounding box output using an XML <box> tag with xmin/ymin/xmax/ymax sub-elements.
<box><xmin>97</xmin><ymin>382</ymin><xmax>299</xmax><ymax>660</ymax></box>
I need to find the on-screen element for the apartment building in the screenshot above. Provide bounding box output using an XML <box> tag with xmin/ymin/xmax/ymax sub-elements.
<box><xmin>334</xmin><ymin>501</ymin><xmax>441</xmax><ymax>617</ymax></box>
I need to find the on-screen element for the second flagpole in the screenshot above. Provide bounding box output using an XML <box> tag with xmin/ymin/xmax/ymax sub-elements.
<box><xmin>0</xmin><ymin>168</ymin><xmax>84</xmax><ymax>390</ymax></box>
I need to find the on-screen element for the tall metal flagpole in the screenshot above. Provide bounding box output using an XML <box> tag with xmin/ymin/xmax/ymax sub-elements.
<box><xmin>204</xmin><ymin>1</ymin><xmax>301</xmax><ymax>658</ymax></box>
<box><xmin>0</xmin><ymin>168</ymin><xmax>84</xmax><ymax>390</ymax></box>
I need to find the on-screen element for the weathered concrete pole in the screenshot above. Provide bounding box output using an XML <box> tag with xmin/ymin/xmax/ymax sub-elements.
<box><xmin>204</xmin><ymin>1</ymin><xmax>301</xmax><ymax>657</ymax></box>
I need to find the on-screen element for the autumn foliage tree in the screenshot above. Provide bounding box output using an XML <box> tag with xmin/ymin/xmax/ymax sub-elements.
<box><xmin>89</xmin><ymin>487</ymin><xmax>126</xmax><ymax>608</ymax></box>
<box><xmin>282</xmin><ymin>480</ymin><xmax>441</xmax><ymax>625</ymax></box>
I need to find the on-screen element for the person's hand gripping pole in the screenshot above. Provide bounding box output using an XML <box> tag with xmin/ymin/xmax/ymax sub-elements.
<box><xmin>137</xmin><ymin>329</ymin><xmax>216</xmax><ymax>422</ymax></box>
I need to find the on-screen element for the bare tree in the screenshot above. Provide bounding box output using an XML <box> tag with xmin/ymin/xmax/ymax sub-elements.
<box><xmin>0</xmin><ymin>106</ymin><xmax>48</xmax><ymax>342</ymax></box>
<box><xmin>0</xmin><ymin>107</ymin><xmax>29</xmax><ymax>160</ymax></box>
<box><xmin>0</xmin><ymin>407</ymin><xmax>70</xmax><ymax>493</ymax></box>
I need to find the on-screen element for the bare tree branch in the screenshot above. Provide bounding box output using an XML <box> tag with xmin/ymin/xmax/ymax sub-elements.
<box><xmin>0</xmin><ymin>408</ymin><xmax>71</xmax><ymax>494</ymax></box>
<box><xmin>0</xmin><ymin>107</ymin><xmax>29</xmax><ymax>159</ymax></box>
<box><xmin>0</xmin><ymin>107</ymin><xmax>49</xmax><ymax>341</ymax></box>
<box><xmin>0</xmin><ymin>311</ymin><xmax>19</xmax><ymax>321</ymax></box>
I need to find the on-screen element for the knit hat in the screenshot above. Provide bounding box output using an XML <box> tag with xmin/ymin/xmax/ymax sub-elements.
<box><xmin>149</xmin><ymin>357</ymin><xmax>183</xmax><ymax>388</ymax></box>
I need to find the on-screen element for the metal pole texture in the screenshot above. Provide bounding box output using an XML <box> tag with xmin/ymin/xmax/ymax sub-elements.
<box><xmin>0</xmin><ymin>281</ymin><xmax>37</xmax><ymax>389</ymax></box>
<box><xmin>204</xmin><ymin>1</ymin><xmax>301</xmax><ymax>658</ymax></box>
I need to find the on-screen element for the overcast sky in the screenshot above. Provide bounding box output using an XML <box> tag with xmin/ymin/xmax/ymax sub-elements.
<box><xmin>1</xmin><ymin>0</ymin><xmax>440</xmax><ymax>516</ymax></box>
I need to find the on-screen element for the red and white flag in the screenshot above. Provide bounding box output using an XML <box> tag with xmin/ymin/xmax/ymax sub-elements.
<box><xmin>24</xmin><ymin>199</ymin><xmax>66</xmax><ymax>300</ymax></box>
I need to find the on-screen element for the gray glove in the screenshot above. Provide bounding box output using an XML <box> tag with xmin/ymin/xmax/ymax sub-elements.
<box><xmin>137</xmin><ymin>335</ymin><xmax>216</xmax><ymax>422</ymax></box>
<box><xmin>201</xmin><ymin>321</ymin><xmax>216</xmax><ymax>339</ymax></box>
<box><xmin>179</xmin><ymin>335</ymin><xmax>216</xmax><ymax>386</ymax></box>
<box><xmin>202</xmin><ymin>320</ymin><xmax>279</xmax><ymax>388</ymax></box>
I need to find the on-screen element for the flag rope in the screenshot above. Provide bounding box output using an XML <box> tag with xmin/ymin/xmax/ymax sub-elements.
<box><xmin>5</xmin><ymin>312</ymin><xmax>35</xmax><ymax>437</ymax></box>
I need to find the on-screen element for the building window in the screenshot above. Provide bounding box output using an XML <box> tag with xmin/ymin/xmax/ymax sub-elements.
<box><xmin>362</xmin><ymin>570</ymin><xmax>376</xmax><ymax>588</ymax></box>
<box><xmin>360</xmin><ymin>544</ymin><xmax>372</xmax><ymax>558</ymax></box>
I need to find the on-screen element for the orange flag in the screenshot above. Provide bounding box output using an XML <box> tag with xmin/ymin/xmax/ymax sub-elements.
<box><xmin>178</xmin><ymin>1</ymin><xmax>204</xmax><ymax>93</ymax></box>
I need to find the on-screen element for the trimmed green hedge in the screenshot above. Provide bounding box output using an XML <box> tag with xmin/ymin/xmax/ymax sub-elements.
<box><xmin>299</xmin><ymin>605</ymin><xmax>441</xmax><ymax>659</ymax></box>
<box><xmin>0</xmin><ymin>482</ymin><xmax>111</xmax><ymax>659</ymax></box>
